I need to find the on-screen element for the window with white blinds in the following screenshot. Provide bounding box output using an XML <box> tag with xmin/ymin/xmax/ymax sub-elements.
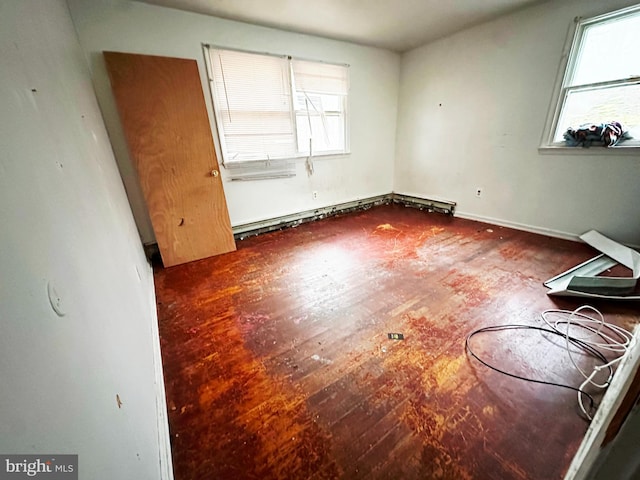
<box><xmin>206</xmin><ymin>47</ymin><xmax>349</xmax><ymax>164</ymax></box>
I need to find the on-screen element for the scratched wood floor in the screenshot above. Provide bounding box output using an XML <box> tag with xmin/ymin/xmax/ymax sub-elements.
<box><xmin>154</xmin><ymin>204</ymin><xmax>639</xmax><ymax>480</ymax></box>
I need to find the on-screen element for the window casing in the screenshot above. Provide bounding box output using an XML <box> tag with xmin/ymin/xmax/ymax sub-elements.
<box><xmin>543</xmin><ymin>5</ymin><xmax>640</xmax><ymax>149</ymax></box>
<box><xmin>205</xmin><ymin>47</ymin><xmax>349</xmax><ymax>165</ymax></box>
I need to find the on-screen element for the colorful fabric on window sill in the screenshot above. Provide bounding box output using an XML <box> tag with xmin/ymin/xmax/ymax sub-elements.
<box><xmin>563</xmin><ymin>122</ymin><xmax>630</xmax><ymax>147</ymax></box>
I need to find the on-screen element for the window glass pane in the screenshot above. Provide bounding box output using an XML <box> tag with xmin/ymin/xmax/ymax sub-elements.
<box><xmin>295</xmin><ymin>93</ymin><xmax>343</xmax><ymax>113</ymax></box>
<box><xmin>294</xmin><ymin>91</ymin><xmax>345</xmax><ymax>154</ymax></box>
<box><xmin>318</xmin><ymin>95</ymin><xmax>342</xmax><ymax>112</ymax></box>
<box><xmin>571</xmin><ymin>12</ymin><xmax>640</xmax><ymax>86</ymax></box>
<box><xmin>554</xmin><ymin>83</ymin><xmax>640</xmax><ymax>142</ymax></box>
<box><xmin>295</xmin><ymin>93</ymin><xmax>322</xmax><ymax>111</ymax></box>
<box><xmin>296</xmin><ymin>114</ymin><xmax>344</xmax><ymax>154</ymax></box>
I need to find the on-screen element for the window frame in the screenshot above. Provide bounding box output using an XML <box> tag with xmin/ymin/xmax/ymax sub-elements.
<box><xmin>540</xmin><ymin>4</ymin><xmax>640</xmax><ymax>152</ymax></box>
<box><xmin>203</xmin><ymin>45</ymin><xmax>350</xmax><ymax>166</ymax></box>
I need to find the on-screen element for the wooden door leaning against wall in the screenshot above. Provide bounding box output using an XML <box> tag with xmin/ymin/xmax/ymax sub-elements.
<box><xmin>104</xmin><ymin>51</ymin><xmax>236</xmax><ymax>267</ymax></box>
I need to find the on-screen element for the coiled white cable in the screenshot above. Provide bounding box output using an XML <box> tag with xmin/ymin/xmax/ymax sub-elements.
<box><xmin>541</xmin><ymin>305</ymin><xmax>636</xmax><ymax>420</ymax></box>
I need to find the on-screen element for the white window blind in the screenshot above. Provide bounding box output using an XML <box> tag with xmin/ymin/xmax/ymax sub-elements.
<box><xmin>206</xmin><ymin>46</ymin><xmax>349</xmax><ymax>165</ymax></box>
<box><xmin>292</xmin><ymin>59</ymin><xmax>349</xmax><ymax>95</ymax></box>
<box><xmin>209</xmin><ymin>49</ymin><xmax>296</xmax><ymax>162</ymax></box>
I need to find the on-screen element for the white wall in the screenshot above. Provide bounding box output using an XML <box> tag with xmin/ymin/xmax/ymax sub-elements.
<box><xmin>395</xmin><ymin>0</ymin><xmax>640</xmax><ymax>245</ymax></box>
<box><xmin>0</xmin><ymin>1</ymin><xmax>171</xmax><ymax>478</ymax></box>
<box><xmin>67</xmin><ymin>0</ymin><xmax>400</xmax><ymax>244</ymax></box>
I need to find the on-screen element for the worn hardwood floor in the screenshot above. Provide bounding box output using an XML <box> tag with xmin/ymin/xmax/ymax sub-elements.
<box><xmin>154</xmin><ymin>204</ymin><xmax>638</xmax><ymax>480</ymax></box>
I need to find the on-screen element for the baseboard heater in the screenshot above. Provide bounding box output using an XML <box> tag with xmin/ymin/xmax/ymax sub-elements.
<box><xmin>232</xmin><ymin>193</ymin><xmax>456</xmax><ymax>240</ymax></box>
<box><xmin>143</xmin><ymin>194</ymin><xmax>456</xmax><ymax>258</ymax></box>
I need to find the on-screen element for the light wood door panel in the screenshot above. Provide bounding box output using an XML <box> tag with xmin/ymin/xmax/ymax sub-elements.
<box><xmin>104</xmin><ymin>51</ymin><xmax>235</xmax><ymax>267</ymax></box>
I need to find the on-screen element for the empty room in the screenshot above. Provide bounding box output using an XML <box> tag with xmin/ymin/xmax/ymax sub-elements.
<box><xmin>2</xmin><ymin>0</ymin><xmax>640</xmax><ymax>479</ymax></box>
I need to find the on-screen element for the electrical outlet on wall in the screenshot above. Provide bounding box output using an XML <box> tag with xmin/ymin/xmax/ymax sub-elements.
<box><xmin>312</xmin><ymin>191</ymin><xmax>318</xmax><ymax>200</ymax></box>
<box><xmin>475</xmin><ymin>188</ymin><xmax>482</xmax><ymax>198</ymax></box>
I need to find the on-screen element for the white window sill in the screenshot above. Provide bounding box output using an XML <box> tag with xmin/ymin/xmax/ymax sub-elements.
<box><xmin>538</xmin><ymin>144</ymin><xmax>640</xmax><ymax>155</ymax></box>
<box><xmin>223</xmin><ymin>152</ymin><xmax>350</xmax><ymax>167</ymax></box>
<box><xmin>296</xmin><ymin>152</ymin><xmax>351</xmax><ymax>160</ymax></box>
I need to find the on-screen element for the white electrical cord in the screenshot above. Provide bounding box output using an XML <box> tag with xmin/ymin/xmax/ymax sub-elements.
<box><xmin>541</xmin><ymin>306</ymin><xmax>636</xmax><ymax>420</ymax></box>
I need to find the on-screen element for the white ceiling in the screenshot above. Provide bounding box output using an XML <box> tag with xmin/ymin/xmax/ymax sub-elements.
<box><xmin>140</xmin><ymin>0</ymin><xmax>550</xmax><ymax>52</ymax></box>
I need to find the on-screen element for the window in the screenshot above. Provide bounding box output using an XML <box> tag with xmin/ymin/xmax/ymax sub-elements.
<box><xmin>545</xmin><ymin>5</ymin><xmax>640</xmax><ymax>148</ymax></box>
<box><xmin>205</xmin><ymin>47</ymin><xmax>349</xmax><ymax>164</ymax></box>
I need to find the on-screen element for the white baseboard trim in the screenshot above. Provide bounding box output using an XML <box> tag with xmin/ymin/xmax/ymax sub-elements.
<box><xmin>455</xmin><ymin>210</ymin><xmax>581</xmax><ymax>243</ymax></box>
<box><xmin>455</xmin><ymin>211</ymin><xmax>640</xmax><ymax>249</ymax></box>
<box><xmin>145</xmin><ymin>260</ymin><xmax>174</xmax><ymax>480</ymax></box>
